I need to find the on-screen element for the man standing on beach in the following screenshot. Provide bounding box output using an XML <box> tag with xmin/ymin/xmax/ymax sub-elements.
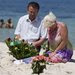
<box><xmin>14</xmin><ymin>2</ymin><xmax>47</xmax><ymax>49</ymax></box>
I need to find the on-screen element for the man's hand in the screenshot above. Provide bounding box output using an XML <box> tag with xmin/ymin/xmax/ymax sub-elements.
<box><xmin>15</xmin><ymin>35</ymin><xmax>21</xmax><ymax>40</ymax></box>
<box><xmin>32</xmin><ymin>42</ymin><xmax>39</xmax><ymax>48</ymax></box>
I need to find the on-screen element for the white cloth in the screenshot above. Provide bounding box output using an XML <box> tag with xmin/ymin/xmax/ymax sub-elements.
<box><xmin>14</xmin><ymin>14</ymin><xmax>47</xmax><ymax>43</ymax></box>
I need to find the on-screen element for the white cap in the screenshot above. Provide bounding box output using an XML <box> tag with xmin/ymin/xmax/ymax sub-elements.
<box><xmin>43</xmin><ymin>12</ymin><xmax>56</xmax><ymax>28</ymax></box>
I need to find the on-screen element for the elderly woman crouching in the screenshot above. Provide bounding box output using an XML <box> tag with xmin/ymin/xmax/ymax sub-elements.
<box><xmin>42</xmin><ymin>12</ymin><xmax>73</xmax><ymax>63</ymax></box>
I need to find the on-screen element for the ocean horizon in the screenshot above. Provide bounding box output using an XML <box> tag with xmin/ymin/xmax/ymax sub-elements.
<box><xmin>0</xmin><ymin>0</ymin><xmax>75</xmax><ymax>48</ymax></box>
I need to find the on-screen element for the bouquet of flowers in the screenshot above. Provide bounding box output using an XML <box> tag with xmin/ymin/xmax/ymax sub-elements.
<box><xmin>31</xmin><ymin>55</ymin><xmax>47</xmax><ymax>75</ymax></box>
<box><xmin>5</xmin><ymin>38</ymin><xmax>38</xmax><ymax>59</ymax></box>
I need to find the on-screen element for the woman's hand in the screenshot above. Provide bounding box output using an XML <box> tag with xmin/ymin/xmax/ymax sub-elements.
<box><xmin>49</xmin><ymin>51</ymin><xmax>56</xmax><ymax>58</ymax></box>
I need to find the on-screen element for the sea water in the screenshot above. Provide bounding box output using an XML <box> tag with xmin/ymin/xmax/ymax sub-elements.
<box><xmin>0</xmin><ymin>0</ymin><xmax>75</xmax><ymax>48</ymax></box>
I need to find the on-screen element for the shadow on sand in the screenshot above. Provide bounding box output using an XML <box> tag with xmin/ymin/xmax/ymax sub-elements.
<box><xmin>69</xmin><ymin>59</ymin><xmax>75</xmax><ymax>63</ymax></box>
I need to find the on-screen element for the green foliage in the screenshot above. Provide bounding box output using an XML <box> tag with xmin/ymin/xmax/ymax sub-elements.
<box><xmin>41</xmin><ymin>40</ymin><xmax>54</xmax><ymax>52</ymax></box>
<box><xmin>5</xmin><ymin>38</ymin><xmax>39</xmax><ymax>59</ymax></box>
<box><xmin>32</xmin><ymin>61</ymin><xmax>46</xmax><ymax>74</ymax></box>
<box><xmin>32</xmin><ymin>60</ymin><xmax>46</xmax><ymax>75</ymax></box>
<box><xmin>31</xmin><ymin>55</ymin><xmax>46</xmax><ymax>75</ymax></box>
<box><xmin>41</xmin><ymin>40</ymin><xmax>48</xmax><ymax>50</ymax></box>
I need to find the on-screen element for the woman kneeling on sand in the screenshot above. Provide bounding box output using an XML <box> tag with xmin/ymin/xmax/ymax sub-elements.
<box><xmin>42</xmin><ymin>12</ymin><xmax>73</xmax><ymax>63</ymax></box>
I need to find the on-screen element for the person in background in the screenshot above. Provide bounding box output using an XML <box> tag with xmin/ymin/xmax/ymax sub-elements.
<box><xmin>14</xmin><ymin>2</ymin><xmax>47</xmax><ymax>50</ymax></box>
<box><xmin>5</xmin><ymin>18</ymin><xmax>13</xmax><ymax>28</ymax></box>
<box><xmin>0</xmin><ymin>19</ymin><xmax>5</xmax><ymax>28</ymax></box>
<box><xmin>43</xmin><ymin>12</ymin><xmax>73</xmax><ymax>63</ymax></box>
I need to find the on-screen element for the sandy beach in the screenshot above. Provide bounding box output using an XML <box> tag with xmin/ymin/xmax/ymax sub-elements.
<box><xmin>0</xmin><ymin>42</ymin><xmax>75</xmax><ymax>75</ymax></box>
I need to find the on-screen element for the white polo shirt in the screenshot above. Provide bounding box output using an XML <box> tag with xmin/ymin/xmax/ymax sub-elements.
<box><xmin>14</xmin><ymin>14</ymin><xmax>47</xmax><ymax>43</ymax></box>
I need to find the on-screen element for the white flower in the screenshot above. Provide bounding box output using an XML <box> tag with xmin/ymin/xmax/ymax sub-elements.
<box><xmin>39</xmin><ymin>49</ymin><xmax>46</xmax><ymax>55</ymax></box>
